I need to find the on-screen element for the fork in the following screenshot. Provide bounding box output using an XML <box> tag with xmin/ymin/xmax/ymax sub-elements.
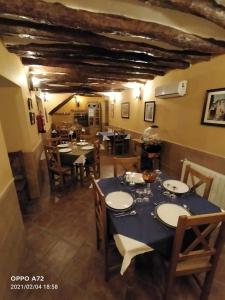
<box><xmin>114</xmin><ymin>210</ymin><xmax>137</xmax><ymax>217</ymax></box>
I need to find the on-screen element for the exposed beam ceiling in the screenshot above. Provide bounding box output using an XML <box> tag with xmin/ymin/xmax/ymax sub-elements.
<box><xmin>0</xmin><ymin>0</ymin><xmax>225</xmax><ymax>95</ymax></box>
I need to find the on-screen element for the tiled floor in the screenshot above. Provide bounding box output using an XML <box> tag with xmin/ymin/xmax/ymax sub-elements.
<box><xmin>9</xmin><ymin>154</ymin><xmax>225</xmax><ymax>300</ymax></box>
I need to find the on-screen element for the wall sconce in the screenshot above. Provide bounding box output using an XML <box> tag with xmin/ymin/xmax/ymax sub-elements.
<box><xmin>134</xmin><ymin>86</ymin><xmax>142</xmax><ymax>100</ymax></box>
<box><xmin>108</xmin><ymin>92</ymin><xmax>118</xmax><ymax>103</ymax></box>
<box><xmin>74</xmin><ymin>96</ymin><xmax>80</xmax><ymax>107</ymax></box>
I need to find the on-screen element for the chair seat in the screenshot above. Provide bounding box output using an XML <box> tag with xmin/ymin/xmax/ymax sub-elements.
<box><xmin>176</xmin><ymin>257</ymin><xmax>211</xmax><ymax>276</ymax></box>
<box><xmin>50</xmin><ymin>166</ymin><xmax>72</xmax><ymax>174</ymax></box>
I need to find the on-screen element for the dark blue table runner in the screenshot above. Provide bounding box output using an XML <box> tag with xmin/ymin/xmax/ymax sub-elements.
<box><xmin>98</xmin><ymin>177</ymin><xmax>221</xmax><ymax>257</ymax></box>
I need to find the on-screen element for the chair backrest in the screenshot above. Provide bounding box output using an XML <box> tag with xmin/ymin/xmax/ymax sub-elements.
<box><xmin>8</xmin><ymin>151</ymin><xmax>26</xmax><ymax>179</ymax></box>
<box><xmin>44</xmin><ymin>145</ymin><xmax>62</xmax><ymax>171</ymax></box>
<box><xmin>169</xmin><ymin>212</ymin><xmax>225</xmax><ymax>281</ymax></box>
<box><xmin>46</xmin><ymin>137</ymin><xmax>62</xmax><ymax>147</ymax></box>
<box><xmin>91</xmin><ymin>175</ymin><xmax>108</xmax><ymax>251</ymax></box>
<box><xmin>113</xmin><ymin>130</ymin><xmax>125</xmax><ymax>142</ymax></box>
<box><xmin>183</xmin><ymin>164</ymin><xmax>214</xmax><ymax>199</ymax></box>
<box><xmin>93</xmin><ymin>139</ymin><xmax>100</xmax><ymax>161</ymax></box>
<box><xmin>113</xmin><ymin>156</ymin><xmax>141</xmax><ymax>177</ymax></box>
<box><xmin>80</xmin><ymin>134</ymin><xmax>94</xmax><ymax>143</ymax></box>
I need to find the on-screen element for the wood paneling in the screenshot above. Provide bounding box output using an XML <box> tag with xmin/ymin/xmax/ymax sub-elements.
<box><xmin>0</xmin><ymin>180</ymin><xmax>24</xmax><ymax>300</ymax></box>
<box><xmin>112</xmin><ymin>126</ymin><xmax>225</xmax><ymax>178</ymax></box>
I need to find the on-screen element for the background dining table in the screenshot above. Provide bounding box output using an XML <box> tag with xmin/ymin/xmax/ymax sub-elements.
<box><xmin>97</xmin><ymin>175</ymin><xmax>221</xmax><ymax>274</ymax></box>
<box><xmin>59</xmin><ymin>143</ymin><xmax>94</xmax><ymax>166</ymax></box>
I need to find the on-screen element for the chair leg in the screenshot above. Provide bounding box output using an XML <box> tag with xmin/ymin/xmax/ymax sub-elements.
<box><xmin>59</xmin><ymin>173</ymin><xmax>64</xmax><ymax>188</ymax></box>
<box><xmin>200</xmin><ymin>270</ymin><xmax>216</xmax><ymax>300</ymax></box>
<box><xmin>165</xmin><ymin>274</ymin><xmax>175</xmax><ymax>300</ymax></box>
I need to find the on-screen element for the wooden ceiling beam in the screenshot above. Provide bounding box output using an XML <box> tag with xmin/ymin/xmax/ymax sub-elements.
<box><xmin>0</xmin><ymin>0</ymin><xmax>224</xmax><ymax>54</ymax></box>
<box><xmin>6</xmin><ymin>42</ymin><xmax>189</xmax><ymax>70</ymax></box>
<box><xmin>139</xmin><ymin>0</ymin><xmax>225</xmax><ymax>29</ymax></box>
<box><xmin>22</xmin><ymin>57</ymin><xmax>156</xmax><ymax>79</ymax></box>
<box><xmin>0</xmin><ymin>19</ymin><xmax>210</xmax><ymax>63</ymax></box>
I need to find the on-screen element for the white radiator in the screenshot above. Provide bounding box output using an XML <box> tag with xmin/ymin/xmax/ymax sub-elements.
<box><xmin>181</xmin><ymin>159</ymin><xmax>225</xmax><ymax>209</ymax></box>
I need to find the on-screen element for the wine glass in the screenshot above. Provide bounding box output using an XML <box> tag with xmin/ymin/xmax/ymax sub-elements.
<box><xmin>142</xmin><ymin>170</ymin><xmax>156</xmax><ymax>198</ymax></box>
<box><xmin>143</xmin><ymin>170</ymin><xmax>156</xmax><ymax>187</ymax></box>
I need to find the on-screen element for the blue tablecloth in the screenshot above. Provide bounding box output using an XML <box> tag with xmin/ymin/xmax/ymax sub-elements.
<box><xmin>98</xmin><ymin>177</ymin><xmax>221</xmax><ymax>257</ymax></box>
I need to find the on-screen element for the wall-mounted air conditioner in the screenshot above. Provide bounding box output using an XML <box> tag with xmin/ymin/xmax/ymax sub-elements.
<box><xmin>155</xmin><ymin>80</ymin><xmax>188</xmax><ymax>99</ymax></box>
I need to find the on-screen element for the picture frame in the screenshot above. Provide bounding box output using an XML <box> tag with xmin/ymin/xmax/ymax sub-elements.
<box><xmin>121</xmin><ymin>102</ymin><xmax>129</xmax><ymax>119</ymax></box>
<box><xmin>144</xmin><ymin>101</ymin><xmax>155</xmax><ymax>122</ymax></box>
<box><xmin>27</xmin><ymin>98</ymin><xmax>33</xmax><ymax>110</ymax></box>
<box><xmin>29</xmin><ymin>112</ymin><xmax>35</xmax><ymax>125</ymax></box>
<box><xmin>201</xmin><ymin>88</ymin><xmax>225</xmax><ymax>127</ymax></box>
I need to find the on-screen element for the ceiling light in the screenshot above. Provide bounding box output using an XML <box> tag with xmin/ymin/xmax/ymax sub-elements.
<box><xmin>31</xmin><ymin>76</ymin><xmax>41</xmax><ymax>86</ymax></box>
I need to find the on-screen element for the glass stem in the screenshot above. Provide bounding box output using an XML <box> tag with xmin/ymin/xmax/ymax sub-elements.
<box><xmin>147</xmin><ymin>183</ymin><xmax>150</xmax><ymax>189</ymax></box>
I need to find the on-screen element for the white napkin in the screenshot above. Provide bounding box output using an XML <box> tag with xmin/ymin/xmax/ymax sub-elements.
<box><xmin>124</xmin><ymin>134</ymin><xmax>131</xmax><ymax>140</ymax></box>
<box><xmin>52</xmin><ymin>129</ymin><xmax>57</xmax><ymax>133</ymax></box>
<box><xmin>74</xmin><ymin>154</ymin><xmax>86</xmax><ymax>165</ymax></box>
<box><xmin>100</xmin><ymin>144</ymin><xmax>105</xmax><ymax>150</ymax></box>
<box><xmin>103</xmin><ymin>136</ymin><xmax>110</xmax><ymax>141</ymax></box>
<box><xmin>69</xmin><ymin>130</ymin><xmax>74</xmax><ymax>135</ymax></box>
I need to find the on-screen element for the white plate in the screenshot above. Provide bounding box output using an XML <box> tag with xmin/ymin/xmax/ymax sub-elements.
<box><xmin>77</xmin><ymin>142</ymin><xmax>88</xmax><ymax>146</ymax></box>
<box><xmin>156</xmin><ymin>203</ymin><xmax>191</xmax><ymax>228</ymax></box>
<box><xmin>105</xmin><ymin>191</ymin><xmax>134</xmax><ymax>211</ymax></box>
<box><xmin>59</xmin><ymin>148</ymin><xmax>72</xmax><ymax>153</ymax></box>
<box><xmin>126</xmin><ymin>172</ymin><xmax>145</xmax><ymax>184</ymax></box>
<box><xmin>163</xmin><ymin>180</ymin><xmax>189</xmax><ymax>194</ymax></box>
<box><xmin>81</xmin><ymin>145</ymin><xmax>94</xmax><ymax>150</ymax></box>
<box><xmin>57</xmin><ymin>143</ymin><xmax>69</xmax><ymax>148</ymax></box>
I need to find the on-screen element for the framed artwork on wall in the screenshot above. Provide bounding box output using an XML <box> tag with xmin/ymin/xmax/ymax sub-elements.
<box><xmin>201</xmin><ymin>88</ymin><xmax>225</xmax><ymax>127</ymax></box>
<box><xmin>29</xmin><ymin>112</ymin><xmax>35</xmax><ymax>125</ymax></box>
<box><xmin>144</xmin><ymin>101</ymin><xmax>155</xmax><ymax>122</ymax></box>
<box><xmin>121</xmin><ymin>102</ymin><xmax>129</xmax><ymax>118</ymax></box>
<box><xmin>27</xmin><ymin>98</ymin><xmax>33</xmax><ymax>110</ymax></box>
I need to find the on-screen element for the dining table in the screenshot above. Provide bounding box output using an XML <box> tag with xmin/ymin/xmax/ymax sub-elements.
<box><xmin>97</xmin><ymin>131</ymin><xmax>131</xmax><ymax>154</ymax></box>
<box><xmin>59</xmin><ymin>142</ymin><xmax>94</xmax><ymax>168</ymax></box>
<box><xmin>97</xmin><ymin>174</ymin><xmax>221</xmax><ymax>275</ymax></box>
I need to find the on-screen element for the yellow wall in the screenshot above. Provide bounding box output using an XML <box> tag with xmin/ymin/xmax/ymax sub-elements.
<box><xmin>0</xmin><ymin>41</ymin><xmax>41</xmax><ymax>152</ymax></box>
<box><xmin>52</xmin><ymin>95</ymin><xmax>105</xmax><ymax>124</ymax></box>
<box><xmin>0</xmin><ymin>123</ymin><xmax>12</xmax><ymax>191</ymax></box>
<box><xmin>110</xmin><ymin>54</ymin><xmax>225</xmax><ymax>158</ymax></box>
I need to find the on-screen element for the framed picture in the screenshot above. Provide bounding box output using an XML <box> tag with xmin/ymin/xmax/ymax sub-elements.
<box><xmin>121</xmin><ymin>102</ymin><xmax>129</xmax><ymax>118</ymax></box>
<box><xmin>201</xmin><ymin>88</ymin><xmax>225</xmax><ymax>127</ymax></box>
<box><xmin>144</xmin><ymin>101</ymin><xmax>155</xmax><ymax>122</ymax></box>
<box><xmin>27</xmin><ymin>98</ymin><xmax>33</xmax><ymax>110</ymax></box>
<box><xmin>29</xmin><ymin>112</ymin><xmax>35</xmax><ymax>125</ymax></box>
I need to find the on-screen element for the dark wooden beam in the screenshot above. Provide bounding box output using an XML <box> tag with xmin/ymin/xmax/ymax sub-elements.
<box><xmin>6</xmin><ymin>42</ymin><xmax>189</xmax><ymax>70</ymax></box>
<box><xmin>49</xmin><ymin>94</ymin><xmax>75</xmax><ymax>115</ymax></box>
<box><xmin>29</xmin><ymin>65</ymin><xmax>146</xmax><ymax>84</ymax></box>
<box><xmin>139</xmin><ymin>0</ymin><xmax>225</xmax><ymax>29</ymax></box>
<box><xmin>22</xmin><ymin>57</ymin><xmax>155</xmax><ymax>81</ymax></box>
<box><xmin>0</xmin><ymin>19</ymin><xmax>210</xmax><ymax>63</ymax></box>
<box><xmin>0</xmin><ymin>0</ymin><xmax>224</xmax><ymax>54</ymax></box>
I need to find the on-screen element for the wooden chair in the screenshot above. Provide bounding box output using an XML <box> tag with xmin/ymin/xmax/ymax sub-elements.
<box><xmin>84</xmin><ymin>139</ymin><xmax>101</xmax><ymax>179</ymax></box>
<box><xmin>59</xmin><ymin>128</ymin><xmax>70</xmax><ymax>141</ymax></box>
<box><xmin>44</xmin><ymin>145</ymin><xmax>74</xmax><ymax>188</ymax></box>
<box><xmin>183</xmin><ymin>164</ymin><xmax>213</xmax><ymax>199</ymax></box>
<box><xmin>91</xmin><ymin>175</ymin><xmax>120</xmax><ymax>281</ymax></box>
<box><xmin>165</xmin><ymin>212</ymin><xmax>225</xmax><ymax>300</ymax></box>
<box><xmin>8</xmin><ymin>151</ymin><xmax>30</xmax><ymax>213</ymax></box>
<box><xmin>113</xmin><ymin>156</ymin><xmax>141</xmax><ymax>177</ymax></box>
<box><xmin>46</xmin><ymin>137</ymin><xmax>62</xmax><ymax>146</ymax></box>
<box><xmin>113</xmin><ymin>131</ymin><xmax>128</xmax><ymax>155</ymax></box>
